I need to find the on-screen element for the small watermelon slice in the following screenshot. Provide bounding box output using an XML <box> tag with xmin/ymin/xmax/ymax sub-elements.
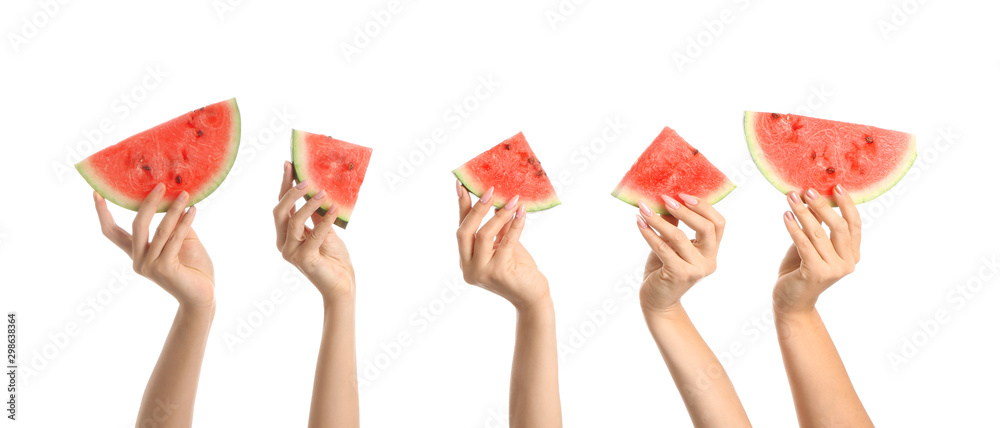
<box><xmin>612</xmin><ymin>127</ymin><xmax>736</xmax><ymax>214</ymax></box>
<box><xmin>452</xmin><ymin>132</ymin><xmax>560</xmax><ymax>211</ymax></box>
<box><xmin>291</xmin><ymin>129</ymin><xmax>373</xmax><ymax>229</ymax></box>
<box><xmin>76</xmin><ymin>99</ymin><xmax>241</xmax><ymax>212</ymax></box>
<box><xmin>744</xmin><ymin>112</ymin><xmax>917</xmax><ymax>204</ymax></box>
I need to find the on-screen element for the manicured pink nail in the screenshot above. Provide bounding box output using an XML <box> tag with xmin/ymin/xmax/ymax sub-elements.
<box><xmin>834</xmin><ymin>184</ymin><xmax>845</xmax><ymax>195</ymax></box>
<box><xmin>788</xmin><ymin>191</ymin><xmax>801</xmax><ymax>204</ymax></box>
<box><xmin>784</xmin><ymin>211</ymin><xmax>794</xmax><ymax>221</ymax></box>
<box><xmin>662</xmin><ymin>195</ymin><xmax>680</xmax><ymax>210</ymax></box>
<box><xmin>296</xmin><ymin>180</ymin><xmax>309</xmax><ymax>190</ymax></box>
<box><xmin>679</xmin><ymin>193</ymin><xmax>699</xmax><ymax>206</ymax></box>
<box><xmin>516</xmin><ymin>204</ymin><xmax>526</xmax><ymax>219</ymax></box>
<box><xmin>456</xmin><ymin>180</ymin><xmax>464</xmax><ymax>198</ymax></box>
<box><xmin>505</xmin><ymin>195</ymin><xmax>520</xmax><ymax>210</ymax></box>
<box><xmin>315</xmin><ymin>190</ymin><xmax>327</xmax><ymax>200</ymax></box>
<box><xmin>154</xmin><ymin>183</ymin><xmax>165</xmax><ymax>193</ymax></box>
<box><xmin>638</xmin><ymin>200</ymin><xmax>653</xmax><ymax>216</ymax></box>
<box><xmin>805</xmin><ymin>188</ymin><xmax>819</xmax><ymax>200</ymax></box>
<box><xmin>636</xmin><ymin>214</ymin><xmax>649</xmax><ymax>229</ymax></box>
<box><xmin>480</xmin><ymin>186</ymin><xmax>494</xmax><ymax>205</ymax></box>
<box><xmin>177</xmin><ymin>191</ymin><xmax>189</xmax><ymax>202</ymax></box>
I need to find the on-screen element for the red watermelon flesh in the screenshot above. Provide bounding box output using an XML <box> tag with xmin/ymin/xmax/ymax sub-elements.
<box><xmin>744</xmin><ymin>112</ymin><xmax>917</xmax><ymax>204</ymax></box>
<box><xmin>452</xmin><ymin>132</ymin><xmax>560</xmax><ymax>211</ymax></box>
<box><xmin>76</xmin><ymin>99</ymin><xmax>241</xmax><ymax>212</ymax></box>
<box><xmin>612</xmin><ymin>127</ymin><xmax>735</xmax><ymax>214</ymax></box>
<box><xmin>291</xmin><ymin>130</ymin><xmax>372</xmax><ymax>229</ymax></box>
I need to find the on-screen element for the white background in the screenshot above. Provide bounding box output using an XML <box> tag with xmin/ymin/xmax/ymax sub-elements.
<box><xmin>2</xmin><ymin>0</ymin><xmax>999</xmax><ymax>426</ymax></box>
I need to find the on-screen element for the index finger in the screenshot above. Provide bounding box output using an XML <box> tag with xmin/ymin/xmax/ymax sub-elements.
<box><xmin>457</xmin><ymin>186</ymin><xmax>494</xmax><ymax>264</ymax></box>
<box><xmin>678</xmin><ymin>193</ymin><xmax>726</xmax><ymax>243</ymax></box>
<box><xmin>131</xmin><ymin>183</ymin><xmax>165</xmax><ymax>262</ymax></box>
<box><xmin>93</xmin><ymin>192</ymin><xmax>132</xmax><ymax>255</ymax></box>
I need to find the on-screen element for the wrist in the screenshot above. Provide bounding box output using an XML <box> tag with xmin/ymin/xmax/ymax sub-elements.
<box><xmin>641</xmin><ymin>301</ymin><xmax>687</xmax><ymax>324</ymax></box>
<box><xmin>513</xmin><ymin>290</ymin><xmax>553</xmax><ymax>315</ymax></box>
<box><xmin>177</xmin><ymin>300</ymin><xmax>216</xmax><ymax>324</ymax></box>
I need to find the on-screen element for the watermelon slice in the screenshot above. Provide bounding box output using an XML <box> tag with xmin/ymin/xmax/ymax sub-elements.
<box><xmin>612</xmin><ymin>127</ymin><xmax>736</xmax><ymax>214</ymax></box>
<box><xmin>452</xmin><ymin>132</ymin><xmax>560</xmax><ymax>211</ymax></box>
<box><xmin>76</xmin><ymin>99</ymin><xmax>241</xmax><ymax>212</ymax></box>
<box><xmin>291</xmin><ymin>129</ymin><xmax>373</xmax><ymax>229</ymax></box>
<box><xmin>744</xmin><ymin>112</ymin><xmax>917</xmax><ymax>204</ymax></box>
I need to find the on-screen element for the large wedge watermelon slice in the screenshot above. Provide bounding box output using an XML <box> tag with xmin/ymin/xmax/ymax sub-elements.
<box><xmin>744</xmin><ymin>112</ymin><xmax>917</xmax><ymax>204</ymax></box>
<box><xmin>612</xmin><ymin>126</ymin><xmax>736</xmax><ymax>214</ymax></box>
<box><xmin>76</xmin><ymin>99</ymin><xmax>241</xmax><ymax>212</ymax></box>
<box><xmin>291</xmin><ymin>129</ymin><xmax>373</xmax><ymax>229</ymax></box>
<box><xmin>453</xmin><ymin>132</ymin><xmax>560</xmax><ymax>211</ymax></box>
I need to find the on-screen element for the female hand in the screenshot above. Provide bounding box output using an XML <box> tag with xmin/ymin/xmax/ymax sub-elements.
<box><xmin>93</xmin><ymin>184</ymin><xmax>215</xmax><ymax>309</ymax></box>
<box><xmin>274</xmin><ymin>161</ymin><xmax>355</xmax><ymax>300</ymax></box>
<box><xmin>635</xmin><ymin>194</ymin><xmax>725</xmax><ymax>316</ymax></box>
<box><xmin>456</xmin><ymin>181</ymin><xmax>548</xmax><ymax>311</ymax></box>
<box><xmin>774</xmin><ymin>185</ymin><xmax>862</xmax><ymax>315</ymax></box>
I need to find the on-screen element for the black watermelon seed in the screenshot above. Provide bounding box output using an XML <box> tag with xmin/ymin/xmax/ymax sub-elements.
<box><xmin>175</xmin><ymin>175</ymin><xmax>182</xmax><ymax>184</ymax></box>
<box><xmin>199</xmin><ymin>107</ymin><xmax>205</xmax><ymax>112</ymax></box>
<box><xmin>196</xmin><ymin>130</ymin><xmax>203</xmax><ymax>137</ymax></box>
<box><xmin>141</xmin><ymin>165</ymin><xmax>151</xmax><ymax>171</ymax></box>
<box><xmin>505</xmin><ymin>144</ymin><xmax>511</xmax><ymax>150</ymax></box>
<box><xmin>811</xmin><ymin>151</ymin><xmax>817</xmax><ymax>160</ymax></box>
<box><xmin>528</xmin><ymin>157</ymin><xmax>535</xmax><ymax>164</ymax></box>
<box><xmin>826</xmin><ymin>168</ymin><xmax>836</xmax><ymax>174</ymax></box>
<box><xmin>865</xmin><ymin>136</ymin><xmax>874</xmax><ymax>143</ymax></box>
<box><xmin>348</xmin><ymin>162</ymin><xmax>354</xmax><ymax>171</ymax></box>
<box><xmin>771</xmin><ymin>113</ymin><xmax>781</xmax><ymax>119</ymax></box>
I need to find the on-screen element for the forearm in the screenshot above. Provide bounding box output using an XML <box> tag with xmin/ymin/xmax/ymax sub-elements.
<box><xmin>509</xmin><ymin>296</ymin><xmax>562</xmax><ymax>428</ymax></box>
<box><xmin>774</xmin><ymin>307</ymin><xmax>872</xmax><ymax>428</ymax></box>
<box><xmin>136</xmin><ymin>304</ymin><xmax>215</xmax><ymax>428</ymax></box>
<box><xmin>308</xmin><ymin>296</ymin><xmax>359</xmax><ymax>428</ymax></box>
<box><xmin>644</xmin><ymin>305</ymin><xmax>750</xmax><ymax>428</ymax></box>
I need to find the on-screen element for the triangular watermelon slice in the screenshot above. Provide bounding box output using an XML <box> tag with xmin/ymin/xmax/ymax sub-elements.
<box><xmin>291</xmin><ymin>129</ymin><xmax>373</xmax><ymax>229</ymax></box>
<box><xmin>744</xmin><ymin>112</ymin><xmax>917</xmax><ymax>205</ymax></box>
<box><xmin>452</xmin><ymin>132</ymin><xmax>560</xmax><ymax>211</ymax></box>
<box><xmin>612</xmin><ymin>127</ymin><xmax>736</xmax><ymax>214</ymax></box>
<box><xmin>76</xmin><ymin>99</ymin><xmax>241</xmax><ymax>212</ymax></box>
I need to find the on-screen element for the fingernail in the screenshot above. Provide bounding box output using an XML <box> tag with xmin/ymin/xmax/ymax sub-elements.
<box><xmin>662</xmin><ymin>195</ymin><xmax>680</xmax><ymax>210</ymax></box>
<box><xmin>480</xmin><ymin>186</ymin><xmax>494</xmax><ymax>205</ymax></box>
<box><xmin>678</xmin><ymin>193</ymin><xmax>698</xmax><ymax>206</ymax></box>
<box><xmin>805</xmin><ymin>188</ymin><xmax>819</xmax><ymax>200</ymax></box>
<box><xmin>638</xmin><ymin>200</ymin><xmax>653</xmax><ymax>216</ymax></box>
<box><xmin>636</xmin><ymin>214</ymin><xmax>649</xmax><ymax>229</ymax></box>
<box><xmin>505</xmin><ymin>195</ymin><xmax>520</xmax><ymax>210</ymax></box>
<box><xmin>178</xmin><ymin>191</ymin><xmax>189</xmax><ymax>202</ymax></box>
<box><xmin>456</xmin><ymin>180</ymin><xmax>464</xmax><ymax>198</ymax></box>
<box><xmin>784</xmin><ymin>211</ymin><xmax>794</xmax><ymax>221</ymax></box>
<box><xmin>788</xmin><ymin>191</ymin><xmax>801</xmax><ymax>204</ymax></box>
<box><xmin>296</xmin><ymin>180</ymin><xmax>309</xmax><ymax>190</ymax></box>
<box><xmin>284</xmin><ymin>161</ymin><xmax>292</xmax><ymax>169</ymax></box>
<box><xmin>835</xmin><ymin>184</ymin><xmax>845</xmax><ymax>195</ymax></box>
<box><xmin>315</xmin><ymin>190</ymin><xmax>327</xmax><ymax>200</ymax></box>
<box><xmin>154</xmin><ymin>183</ymin><xmax>165</xmax><ymax>193</ymax></box>
<box><xmin>516</xmin><ymin>204</ymin><xmax>526</xmax><ymax>219</ymax></box>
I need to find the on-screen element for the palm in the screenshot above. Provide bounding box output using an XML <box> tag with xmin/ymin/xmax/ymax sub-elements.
<box><xmin>299</xmin><ymin>213</ymin><xmax>355</xmax><ymax>296</ymax></box>
<box><xmin>640</xmin><ymin>251</ymin><xmax>685</xmax><ymax>312</ymax></box>
<box><xmin>163</xmin><ymin>229</ymin><xmax>215</xmax><ymax>307</ymax></box>
<box><xmin>773</xmin><ymin>244</ymin><xmax>816</xmax><ymax>313</ymax></box>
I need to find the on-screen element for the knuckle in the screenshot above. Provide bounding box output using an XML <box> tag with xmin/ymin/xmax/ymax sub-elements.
<box><xmin>810</xmin><ymin>229</ymin><xmax>826</xmax><ymax>241</ymax></box>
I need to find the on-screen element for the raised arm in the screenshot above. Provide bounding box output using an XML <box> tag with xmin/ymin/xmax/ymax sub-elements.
<box><xmin>273</xmin><ymin>161</ymin><xmax>359</xmax><ymax>428</ymax></box>
<box><xmin>773</xmin><ymin>186</ymin><xmax>873</xmax><ymax>427</ymax></box>
<box><xmin>93</xmin><ymin>185</ymin><xmax>216</xmax><ymax>428</ymax></box>
<box><xmin>635</xmin><ymin>194</ymin><xmax>751</xmax><ymax>428</ymax></box>
<box><xmin>456</xmin><ymin>181</ymin><xmax>562</xmax><ymax>428</ymax></box>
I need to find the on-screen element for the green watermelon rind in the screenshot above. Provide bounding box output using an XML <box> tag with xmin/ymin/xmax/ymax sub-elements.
<box><xmin>611</xmin><ymin>179</ymin><xmax>736</xmax><ymax>216</ymax></box>
<box><xmin>743</xmin><ymin>111</ymin><xmax>918</xmax><ymax>206</ymax></box>
<box><xmin>75</xmin><ymin>98</ymin><xmax>242</xmax><ymax>212</ymax></box>
<box><xmin>452</xmin><ymin>166</ymin><xmax>561</xmax><ymax>212</ymax></box>
<box><xmin>290</xmin><ymin>129</ymin><xmax>354</xmax><ymax>229</ymax></box>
